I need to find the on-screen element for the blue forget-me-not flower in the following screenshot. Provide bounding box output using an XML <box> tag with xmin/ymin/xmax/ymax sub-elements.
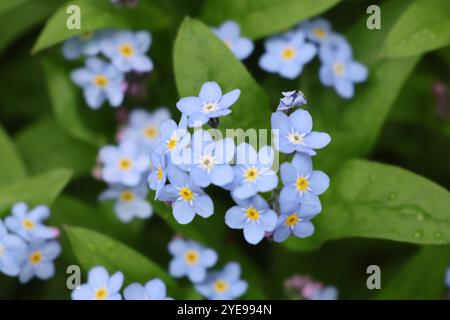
<box><xmin>72</xmin><ymin>266</ymin><xmax>124</xmax><ymax>300</ymax></box>
<box><xmin>0</xmin><ymin>220</ymin><xmax>26</xmax><ymax>277</ymax></box>
<box><xmin>303</xmin><ymin>18</ymin><xmax>333</xmax><ymax>45</ymax></box>
<box><xmin>148</xmin><ymin>152</ymin><xmax>168</xmax><ymax>198</ymax></box>
<box><xmin>153</xmin><ymin>118</ymin><xmax>191</xmax><ymax>157</ymax></box>
<box><xmin>62</xmin><ymin>30</ymin><xmax>110</xmax><ymax>60</ymax></box>
<box><xmin>276</xmin><ymin>90</ymin><xmax>307</xmax><ymax>111</ymax></box>
<box><xmin>124</xmin><ymin>279</ymin><xmax>173</xmax><ymax>300</ymax></box>
<box><xmin>19</xmin><ymin>241</ymin><xmax>61</xmax><ymax>284</ymax></box>
<box><xmin>212</xmin><ymin>20</ymin><xmax>254</xmax><ymax>60</ymax></box>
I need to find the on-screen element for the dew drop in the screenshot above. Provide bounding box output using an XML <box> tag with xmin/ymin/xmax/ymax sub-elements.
<box><xmin>388</xmin><ymin>193</ymin><xmax>397</xmax><ymax>201</ymax></box>
<box><xmin>413</xmin><ymin>230</ymin><xmax>424</xmax><ymax>239</ymax></box>
<box><xmin>435</xmin><ymin>231</ymin><xmax>442</xmax><ymax>239</ymax></box>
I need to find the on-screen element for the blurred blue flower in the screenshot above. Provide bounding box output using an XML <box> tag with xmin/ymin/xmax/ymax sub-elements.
<box><xmin>72</xmin><ymin>266</ymin><xmax>124</xmax><ymax>300</ymax></box>
<box><xmin>225</xmin><ymin>195</ymin><xmax>277</xmax><ymax>245</ymax></box>
<box><xmin>272</xmin><ymin>201</ymin><xmax>321</xmax><ymax>243</ymax></box>
<box><xmin>148</xmin><ymin>152</ymin><xmax>168</xmax><ymax>198</ymax></box>
<box><xmin>271</xmin><ymin>109</ymin><xmax>330</xmax><ymax>156</ymax></box>
<box><xmin>99</xmin><ymin>141</ymin><xmax>150</xmax><ymax>187</ymax></box>
<box><xmin>71</xmin><ymin>57</ymin><xmax>125</xmax><ymax>109</ymax></box>
<box><xmin>0</xmin><ymin>220</ymin><xmax>27</xmax><ymax>277</ymax></box>
<box><xmin>154</xmin><ymin>118</ymin><xmax>191</xmax><ymax>157</ymax></box>
<box><xmin>176</xmin><ymin>81</ymin><xmax>240</xmax><ymax>127</ymax></box>
<box><xmin>181</xmin><ymin>130</ymin><xmax>235</xmax><ymax>187</ymax></box>
<box><xmin>311</xmin><ymin>286</ymin><xmax>338</xmax><ymax>300</ymax></box>
<box><xmin>168</xmin><ymin>238</ymin><xmax>218</xmax><ymax>283</ymax></box>
<box><xmin>101</xmin><ymin>30</ymin><xmax>153</xmax><ymax>72</ymax></box>
<box><xmin>62</xmin><ymin>30</ymin><xmax>110</xmax><ymax>60</ymax></box>
<box><xmin>302</xmin><ymin>18</ymin><xmax>333</xmax><ymax>45</ymax></box>
<box><xmin>157</xmin><ymin>166</ymin><xmax>214</xmax><ymax>224</ymax></box>
<box><xmin>280</xmin><ymin>153</ymin><xmax>329</xmax><ymax>206</ymax></box>
<box><xmin>446</xmin><ymin>267</ymin><xmax>450</xmax><ymax>287</ymax></box>
<box><xmin>231</xmin><ymin>143</ymin><xmax>278</xmax><ymax>199</ymax></box>
<box><xmin>19</xmin><ymin>241</ymin><xmax>61</xmax><ymax>284</ymax></box>
<box><xmin>5</xmin><ymin>203</ymin><xmax>56</xmax><ymax>242</ymax></box>
<box><xmin>121</xmin><ymin>108</ymin><xmax>171</xmax><ymax>154</ymax></box>
<box><xmin>259</xmin><ymin>31</ymin><xmax>316</xmax><ymax>79</ymax></box>
<box><xmin>99</xmin><ymin>182</ymin><xmax>152</xmax><ymax>223</ymax></box>
<box><xmin>276</xmin><ymin>90</ymin><xmax>307</xmax><ymax>111</ymax></box>
<box><xmin>124</xmin><ymin>279</ymin><xmax>173</xmax><ymax>300</ymax></box>
<box><xmin>195</xmin><ymin>262</ymin><xmax>247</xmax><ymax>300</ymax></box>
<box><xmin>212</xmin><ymin>20</ymin><xmax>254</xmax><ymax>60</ymax></box>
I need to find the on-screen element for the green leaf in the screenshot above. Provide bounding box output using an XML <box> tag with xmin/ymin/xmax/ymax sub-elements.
<box><xmin>285</xmin><ymin>160</ymin><xmax>450</xmax><ymax>251</ymax></box>
<box><xmin>376</xmin><ymin>245</ymin><xmax>450</xmax><ymax>299</ymax></box>
<box><xmin>0</xmin><ymin>169</ymin><xmax>72</xmax><ymax>216</ymax></box>
<box><xmin>382</xmin><ymin>0</ymin><xmax>450</xmax><ymax>58</ymax></box>
<box><xmin>15</xmin><ymin>117</ymin><xmax>97</xmax><ymax>177</ymax></box>
<box><xmin>0</xmin><ymin>125</ymin><xmax>27</xmax><ymax>186</ymax></box>
<box><xmin>201</xmin><ymin>0</ymin><xmax>341</xmax><ymax>40</ymax></box>
<box><xmin>65</xmin><ymin>225</ymin><xmax>177</xmax><ymax>290</ymax></box>
<box><xmin>174</xmin><ymin>17</ymin><xmax>270</xmax><ymax>131</ymax></box>
<box><xmin>0</xmin><ymin>0</ymin><xmax>29</xmax><ymax>14</ymax></box>
<box><xmin>32</xmin><ymin>0</ymin><xmax>170</xmax><ymax>54</ymax></box>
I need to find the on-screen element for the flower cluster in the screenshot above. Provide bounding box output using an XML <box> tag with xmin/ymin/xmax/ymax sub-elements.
<box><xmin>284</xmin><ymin>274</ymin><xmax>338</xmax><ymax>300</ymax></box>
<box><xmin>71</xmin><ymin>265</ymin><xmax>172</xmax><ymax>300</ymax></box>
<box><xmin>96</xmin><ymin>108</ymin><xmax>171</xmax><ymax>223</ymax></box>
<box><xmin>62</xmin><ymin>29</ymin><xmax>153</xmax><ymax>109</ymax></box>
<box><xmin>0</xmin><ymin>203</ymin><xmax>61</xmax><ymax>284</ymax></box>
<box><xmin>168</xmin><ymin>238</ymin><xmax>247</xmax><ymax>300</ymax></box>
<box><xmin>259</xmin><ymin>18</ymin><xmax>368</xmax><ymax>98</ymax></box>
<box><xmin>212</xmin><ymin>21</ymin><xmax>254</xmax><ymax>60</ymax></box>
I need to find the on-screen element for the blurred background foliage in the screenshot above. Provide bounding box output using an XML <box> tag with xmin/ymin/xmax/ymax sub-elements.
<box><xmin>0</xmin><ymin>0</ymin><xmax>449</xmax><ymax>299</ymax></box>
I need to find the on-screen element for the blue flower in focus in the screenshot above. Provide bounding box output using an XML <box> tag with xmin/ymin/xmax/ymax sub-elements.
<box><xmin>99</xmin><ymin>182</ymin><xmax>153</xmax><ymax>223</ymax></box>
<box><xmin>71</xmin><ymin>57</ymin><xmax>125</xmax><ymax>109</ymax></box>
<box><xmin>72</xmin><ymin>266</ymin><xmax>124</xmax><ymax>300</ymax></box>
<box><xmin>303</xmin><ymin>18</ymin><xmax>333</xmax><ymax>45</ymax></box>
<box><xmin>19</xmin><ymin>241</ymin><xmax>61</xmax><ymax>284</ymax></box>
<box><xmin>276</xmin><ymin>90</ymin><xmax>307</xmax><ymax>111</ymax></box>
<box><xmin>176</xmin><ymin>82</ymin><xmax>240</xmax><ymax>127</ymax></box>
<box><xmin>124</xmin><ymin>279</ymin><xmax>173</xmax><ymax>300</ymax></box>
<box><xmin>62</xmin><ymin>30</ymin><xmax>110</xmax><ymax>60</ymax></box>
<box><xmin>212</xmin><ymin>20</ymin><xmax>254</xmax><ymax>60</ymax></box>
<box><xmin>99</xmin><ymin>141</ymin><xmax>150</xmax><ymax>187</ymax></box>
<box><xmin>101</xmin><ymin>30</ymin><xmax>153</xmax><ymax>72</ymax></box>
<box><xmin>5</xmin><ymin>203</ymin><xmax>56</xmax><ymax>242</ymax></box>
<box><xmin>319</xmin><ymin>40</ymin><xmax>368</xmax><ymax>99</ymax></box>
<box><xmin>311</xmin><ymin>286</ymin><xmax>338</xmax><ymax>300</ymax></box>
<box><xmin>231</xmin><ymin>143</ymin><xmax>278</xmax><ymax>199</ymax></box>
<box><xmin>280</xmin><ymin>153</ymin><xmax>329</xmax><ymax>206</ymax></box>
<box><xmin>122</xmin><ymin>108</ymin><xmax>171</xmax><ymax>154</ymax></box>
<box><xmin>272</xmin><ymin>201</ymin><xmax>321</xmax><ymax>243</ymax></box>
<box><xmin>271</xmin><ymin>109</ymin><xmax>331</xmax><ymax>156</ymax></box>
<box><xmin>0</xmin><ymin>220</ymin><xmax>27</xmax><ymax>277</ymax></box>
<box><xmin>225</xmin><ymin>195</ymin><xmax>277</xmax><ymax>245</ymax></box>
<box><xmin>157</xmin><ymin>166</ymin><xmax>214</xmax><ymax>224</ymax></box>
<box><xmin>195</xmin><ymin>262</ymin><xmax>247</xmax><ymax>300</ymax></box>
<box><xmin>148</xmin><ymin>152</ymin><xmax>168</xmax><ymax>198</ymax></box>
<box><xmin>181</xmin><ymin>130</ymin><xmax>235</xmax><ymax>187</ymax></box>
<box><xmin>259</xmin><ymin>31</ymin><xmax>316</xmax><ymax>79</ymax></box>
<box><xmin>154</xmin><ymin>118</ymin><xmax>191</xmax><ymax>157</ymax></box>
<box><xmin>168</xmin><ymin>238</ymin><xmax>218</xmax><ymax>283</ymax></box>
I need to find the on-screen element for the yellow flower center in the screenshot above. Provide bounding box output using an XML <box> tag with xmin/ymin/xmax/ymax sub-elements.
<box><xmin>184</xmin><ymin>249</ymin><xmax>199</xmax><ymax>266</ymax></box>
<box><xmin>179</xmin><ymin>187</ymin><xmax>194</xmax><ymax>201</ymax></box>
<box><xmin>93</xmin><ymin>74</ymin><xmax>109</xmax><ymax>88</ymax></box>
<box><xmin>313</xmin><ymin>27</ymin><xmax>327</xmax><ymax>39</ymax></box>
<box><xmin>144</xmin><ymin>126</ymin><xmax>158</xmax><ymax>138</ymax></box>
<box><xmin>22</xmin><ymin>219</ymin><xmax>35</xmax><ymax>230</ymax></box>
<box><xmin>157</xmin><ymin>166</ymin><xmax>163</xmax><ymax>181</ymax></box>
<box><xmin>95</xmin><ymin>288</ymin><xmax>108</xmax><ymax>300</ymax></box>
<box><xmin>120</xmin><ymin>190</ymin><xmax>135</xmax><ymax>202</ymax></box>
<box><xmin>201</xmin><ymin>155</ymin><xmax>215</xmax><ymax>170</ymax></box>
<box><xmin>119</xmin><ymin>43</ymin><xmax>135</xmax><ymax>58</ymax></box>
<box><xmin>203</xmin><ymin>103</ymin><xmax>217</xmax><ymax>114</ymax></box>
<box><xmin>246</xmin><ymin>207</ymin><xmax>260</xmax><ymax>221</ymax></box>
<box><xmin>118</xmin><ymin>157</ymin><xmax>132</xmax><ymax>171</ymax></box>
<box><xmin>296</xmin><ymin>176</ymin><xmax>309</xmax><ymax>192</ymax></box>
<box><xmin>288</xmin><ymin>132</ymin><xmax>304</xmax><ymax>145</ymax></box>
<box><xmin>285</xmin><ymin>213</ymin><xmax>300</xmax><ymax>227</ymax></box>
<box><xmin>244</xmin><ymin>167</ymin><xmax>259</xmax><ymax>182</ymax></box>
<box><xmin>29</xmin><ymin>251</ymin><xmax>42</xmax><ymax>265</ymax></box>
<box><xmin>214</xmin><ymin>280</ymin><xmax>229</xmax><ymax>293</ymax></box>
<box><xmin>281</xmin><ymin>47</ymin><xmax>296</xmax><ymax>61</ymax></box>
<box><xmin>332</xmin><ymin>62</ymin><xmax>345</xmax><ymax>76</ymax></box>
<box><xmin>167</xmin><ymin>136</ymin><xmax>178</xmax><ymax>150</ymax></box>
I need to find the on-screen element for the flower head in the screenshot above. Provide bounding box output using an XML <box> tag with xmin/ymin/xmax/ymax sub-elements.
<box><xmin>62</xmin><ymin>30</ymin><xmax>110</xmax><ymax>60</ymax></box>
<box><xmin>72</xmin><ymin>266</ymin><xmax>124</xmax><ymax>300</ymax></box>
<box><xmin>71</xmin><ymin>57</ymin><xmax>125</xmax><ymax>109</ymax></box>
<box><xmin>154</xmin><ymin>118</ymin><xmax>191</xmax><ymax>157</ymax></box>
<box><xmin>225</xmin><ymin>195</ymin><xmax>278</xmax><ymax>245</ymax></box>
<box><xmin>303</xmin><ymin>19</ymin><xmax>333</xmax><ymax>45</ymax></box>
<box><xmin>195</xmin><ymin>262</ymin><xmax>247</xmax><ymax>300</ymax></box>
<box><xmin>276</xmin><ymin>90</ymin><xmax>307</xmax><ymax>111</ymax></box>
<box><xmin>0</xmin><ymin>220</ymin><xmax>27</xmax><ymax>277</ymax></box>
<box><xmin>176</xmin><ymin>81</ymin><xmax>240</xmax><ymax>127</ymax></box>
<box><xmin>124</xmin><ymin>279</ymin><xmax>173</xmax><ymax>300</ymax></box>
<box><xmin>101</xmin><ymin>30</ymin><xmax>153</xmax><ymax>72</ymax></box>
<box><xmin>271</xmin><ymin>109</ymin><xmax>330</xmax><ymax>156</ymax></box>
<box><xmin>19</xmin><ymin>241</ymin><xmax>61</xmax><ymax>284</ymax></box>
<box><xmin>168</xmin><ymin>238</ymin><xmax>218</xmax><ymax>282</ymax></box>
<box><xmin>212</xmin><ymin>20</ymin><xmax>254</xmax><ymax>60</ymax></box>
<box><xmin>148</xmin><ymin>152</ymin><xmax>168</xmax><ymax>198</ymax></box>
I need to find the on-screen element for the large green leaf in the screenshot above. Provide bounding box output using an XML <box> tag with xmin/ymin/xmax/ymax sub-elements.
<box><xmin>285</xmin><ymin>160</ymin><xmax>450</xmax><ymax>251</ymax></box>
<box><xmin>0</xmin><ymin>125</ymin><xmax>27</xmax><ymax>186</ymax></box>
<box><xmin>0</xmin><ymin>0</ymin><xmax>29</xmax><ymax>14</ymax></box>
<box><xmin>382</xmin><ymin>0</ymin><xmax>450</xmax><ymax>58</ymax></box>
<box><xmin>0</xmin><ymin>169</ymin><xmax>72</xmax><ymax>216</ymax></box>
<box><xmin>32</xmin><ymin>0</ymin><xmax>170</xmax><ymax>53</ymax></box>
<box><xmin>376</xmin><ymin>245</ymin><xmax>450</xmax><ymax>299</ymax></box>
<box><xmin>174</xmin><ymin>17</ymin><xmax>270</xmax><ymax>131</ymax></box>
<box><xmin>65</xmin><ymin>226</ymin><xmax>177</xmax><ymax>290</ymax></box>
<box><xmin>201</xmin><ymin>0</ymin><xmax>341</xmax><ymax>40</ymax></box>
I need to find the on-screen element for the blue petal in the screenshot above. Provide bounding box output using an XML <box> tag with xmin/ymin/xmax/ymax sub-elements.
<box><xmin>176</xmin><ymin>97</ymin><xmax>203</xmax><ymax>116</ymax></box>
<box><xmin>259</xmin><ymin>210</ymin><xmax>278</xmax><ymax>232</ymax></box>
<box><xmin>88</xmin><ymin>266</ymin><xmax>109</xmax><ymax>287</ymax></box>
<box><xmin>173</xmin><ymin>200</ymin><xmax>196</xmax><ymax>224</ymax></box>
<box><xmin>280</xmin><ymin>162</ymin><xmax>296</xmax><ymax>184</ymax></box>
<box><xmin>290</xmin><ymin>109</ymin><xmax>313</xmax><ymax>134</ymax></box>
<box><xmin>211</xmin><ymin>165</ymin><xmax>234</xmax><ymax>186</ymax></box>
<box><xmin>193</xmin><ymin>195</ymin><xmax>214</xmax><ymax>218</ymax></box>
<box><xmin>230</xmin><ymin>280</ymin><xmax>248</xmax><ymax>298</ymax></box>
<box><xmin>225</xmin><ymin>206</ymin><xmax>246</xmax><ymax>229</ymax></box>
<box><xmin>124</xmin><ymin>283</ymin><xmax>145</xmax><ymax>300</ymax></box>
<box><xmin>259</xmin><ymin>53</ymin><xmax>280</xmax><ymax>72</ymax></box>
<box><xmin>273</xmin><ymin>225</ymin><xmax>291</xmax><ymax>243</ymax></box>
<box><xmin>188</xmin><ymin>266</ymin><xmax>207</xmax><ymax>283</ymax></box>
<box><xmin>232</xmin><ymin>38</ymin><xmax>254</xmax><ymax>60</ymax></box>
<box><xmin>279</xmin><ymin>61</ymin><xmax>303</xmax><ymax>79</ymax></box>
<box><xmin>256</xmin><ymin>174</ymin><xmax>278</xmax><ymax>193</ymax></box>
<box><xmin>190</xmin><ymin>167</ymin><xmax>211</xmax><ymax>188</ymax></box>
<box><xmin>348</xmin><ymin>61</ymin><xmax>368</xmax><ymax>83</ymax></box>
<box><xmin>157</xmin><ymin>185</ymin><xmax>178</xmax><ymax>201</ymax></box>
<box><xmin>232</xmin><ymin>183</ymin><xmax>257</xmax><ymax>199</ymax></box>
<box><xmin>167</xmin><ymin>165</ymin><xmax>188</xmax><ymax>187</ymax></box>
<box><xmin>35</xmin><ymin>262</ymin><xmax>55</xmax><ymax>280</ymax></box>
<box><xmin>271</xmin><ymin>112</ymin><xmax>291</xmax><ymax>136</ymax></box>
<box><xmin>293</xmin><ymin>221</ymin><xmax>315</xmax><ymax>238</ymax></box>
<box><xmin>280</xmin><ymin>185</ymin><xmax>298</xmax><ymax>204</ymax></box>
<box><xmin>200</xmin><ymin>249</ymin><xmax>218</xmax><ymax>267</ymax></box>
<box><xmin>199</xmin><ymin>82</ymin><xmax>222</xmax><ymax>103</ymax></box>
<box><xmin>168</xmin><ymin>238</ymin><xmax>187</xmax><ymax>255</ymax></box>
<box><xmin>304</xmin><ymin>132</ymin><xmax>331</xmax><ymax>149</ymax></box>
<box><xmin>291</xmin><ymin>153</ymin><xmax>313</xmax><ymax>176</ymax></box>
<box><xmin>218</xmin><ymin>89</ymin><xmax>240</xmax><ymax>109</ymax></box>
<box><xmin>145</xmin><ymin>279</ymin><xmax>166</xmax><ymax>300</ymax></box>
<box><xmin>169</xmin><ymin>257</ymin><xmax>186</xmax><ymax>277</ymax></box>
<box><xmin>309</xmin><ymin>171</ymin><xmax>330</xmax><ymax>195</ymax></box>
<box><xmin>334</xmin><ymin>79</ymin><xmax>354</xmax><ymax>98</ymax></box>
<box><xmin>243</xmin><ymin>222</ymin><xmax>265</xmax><ymax>245</ymax></box>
